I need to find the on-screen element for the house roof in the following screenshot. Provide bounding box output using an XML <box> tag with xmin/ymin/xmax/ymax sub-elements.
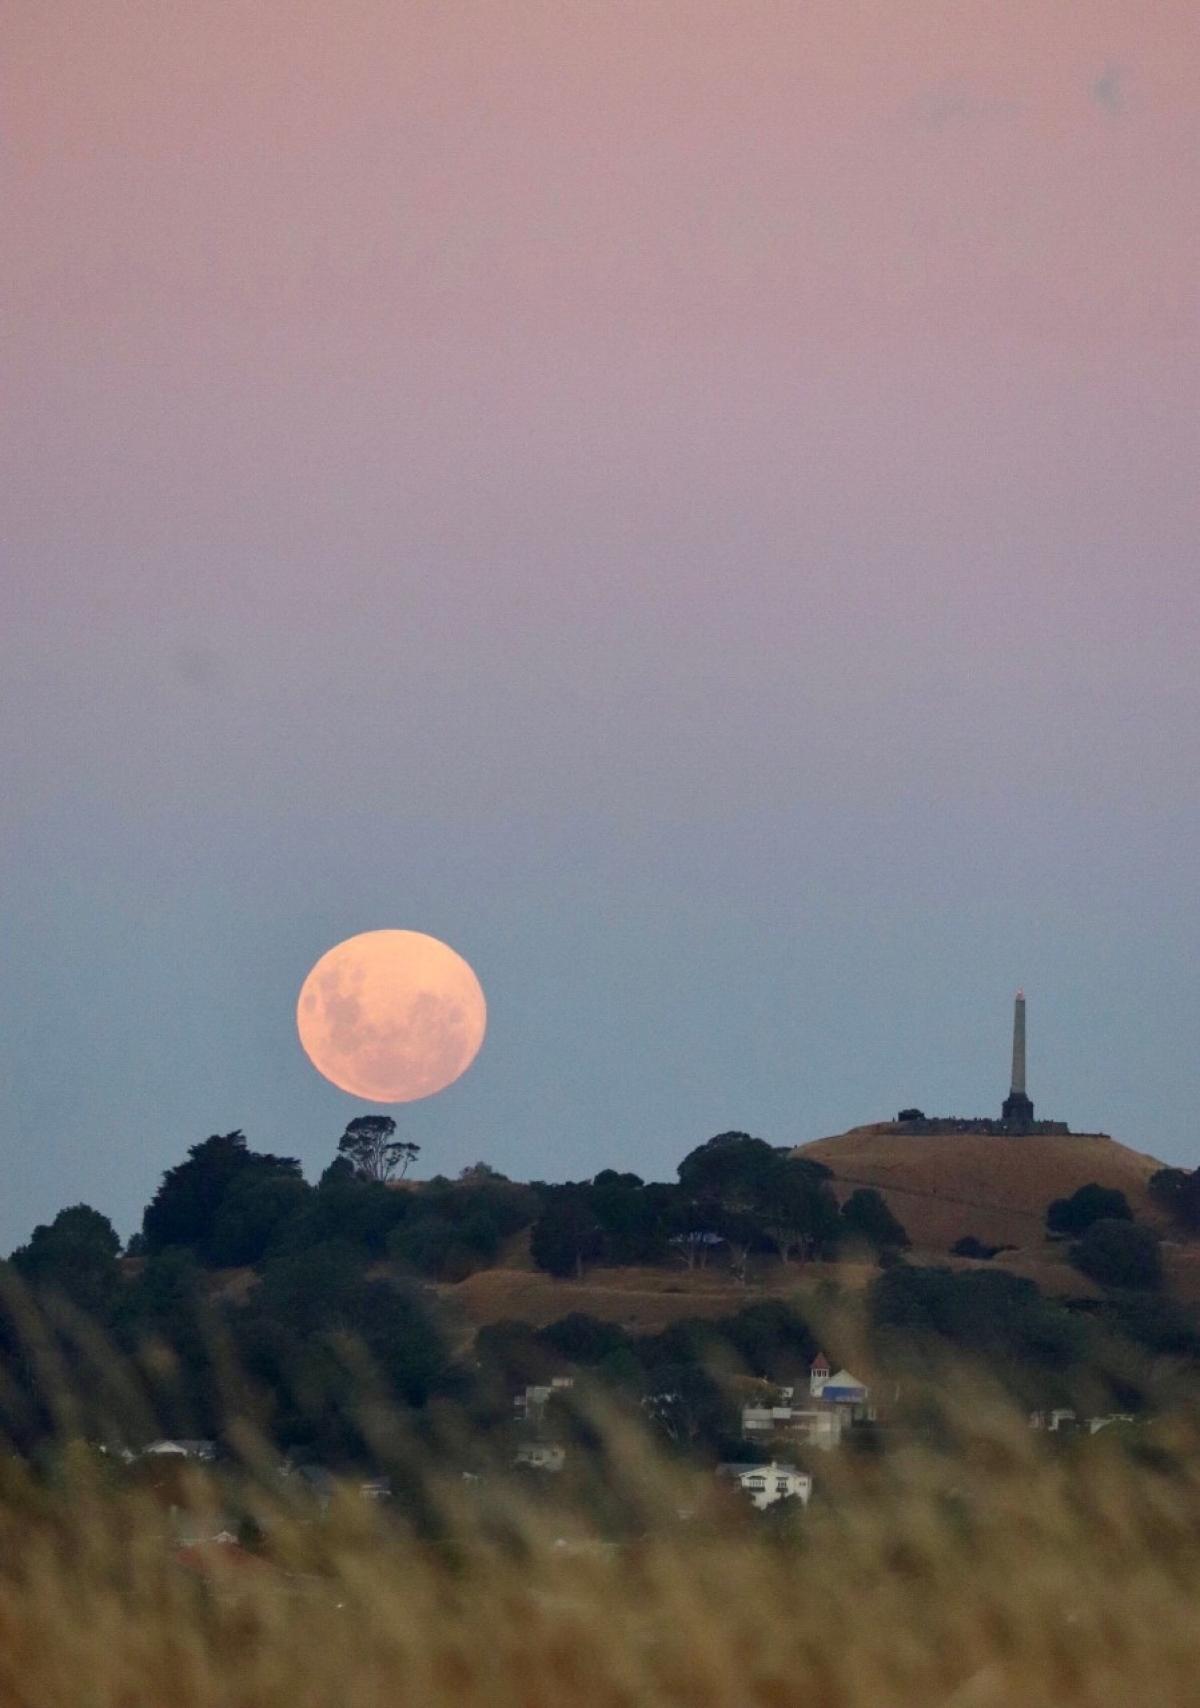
<box><xmin>822</xmin><ymin>1368</ymin><xmax>866</xmax><ymax>1391</ymax></box>
<box><xmin>718</xmin><ymin>1461</ymin><xmax>806</xmax><ymax>1480</ymax></box>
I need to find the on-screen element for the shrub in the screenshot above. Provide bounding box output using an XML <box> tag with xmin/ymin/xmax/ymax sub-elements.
<box><xmin>1046</xmin><ymin>1185</ymin><xmax>1133</xmax><ymax>1238</ymax></box>
<box><xmin>1071</xmin><ymin>1220</ymin><xmax>1162</xmax><ymax>1291</ymax></box>
<box><xmin>953</xmin><ymin>1236</ymin><xmax>1000</xmax><ymax>1261</ymax></box>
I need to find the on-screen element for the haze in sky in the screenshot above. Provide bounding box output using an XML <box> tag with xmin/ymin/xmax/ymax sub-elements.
<box><xmin>3</xmin><ymin>0</ymin><xmax>1198</xmax><ymax>1250</ymax></box>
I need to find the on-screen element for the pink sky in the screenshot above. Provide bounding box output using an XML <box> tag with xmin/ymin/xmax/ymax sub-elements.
<box><xmin>1</xmin><ymin>0</ymin><xmax>1198</xmax><ymax>1242</ymax></box>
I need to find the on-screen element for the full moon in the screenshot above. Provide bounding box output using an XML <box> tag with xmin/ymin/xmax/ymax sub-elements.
<box><xmin>296</xmin><ymin>929</ymin><xmax>487</xmax><ymax>1102</ymax></box>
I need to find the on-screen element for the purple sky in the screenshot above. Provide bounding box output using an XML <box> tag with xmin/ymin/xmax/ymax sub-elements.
<box><xmin>3</xmin><ymin>0</ymin><xmax>1198</xmax><ymax>1248</ymax></box>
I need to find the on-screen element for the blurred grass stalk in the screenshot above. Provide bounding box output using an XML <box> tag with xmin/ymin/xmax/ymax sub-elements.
<box><xmin>0</xmin><ymin>1280</ymin><xmax>1199</xmax><ymax>1706</ymax></box>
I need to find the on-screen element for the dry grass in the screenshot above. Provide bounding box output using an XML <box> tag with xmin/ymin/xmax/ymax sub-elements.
<box><xmin>2</xmin><ymin>1387</ymin><xmax>1200</xmax><ymax>1707</ymax></box>
<box><xmin>798</xmin><ymin>1124</ymin><xmax>1165</xmax><ymax>1253</ymax></box>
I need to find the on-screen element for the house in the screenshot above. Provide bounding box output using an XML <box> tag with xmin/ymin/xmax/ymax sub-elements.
<box><xmin>513</xmin><ymin>1376</ymin><xmax>574</xmax><ymax>1431</ymax></box>
<box><xmin>738</xmin><ymin>1356</ymin><xmax>876</xmax><ymax>1451</ymax></box>
<box><xmin>1029</xmin><ymin>1409</ymin><xmax>1136</xmax><ymax>1436</ymax></box>
<box><xmin>1029</xmin><ymin>1408</ymin><xmax>1079</xmax><ymax>1433</ymax></box>
<box><xmin>808</xmin><ymin>1356</ymin><xmax>874</xmax><ymax>1420</ymax></box>
<box><xmin>515</xmin><ymin>1442</ymin><xmax>566</xmax><ymax>1473</ymax></box>
<box><xmin>718</xmin><ymin>1461</ymin><xmax>812</xmax><ymax>1511</ymax></box>
<box><xmin>741</xmin><ymin>1401</ymin><xmax>846</xmax><ymax>1451</ymax></box>
<box><xmin>142</xmin><ymin>1439</ymin><xmax>216</xmax><ymax>1462</ymax></box>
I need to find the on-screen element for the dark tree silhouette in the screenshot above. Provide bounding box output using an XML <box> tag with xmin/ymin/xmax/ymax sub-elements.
<box><xmin>10</xmin><ymin>1204</ymin><xmax>122</xmax><ymax>1317</ymax></box>
<box><xmin>530</xmin><ymin>1191</ymin><xmax>604</xmax><ymax>1278</ymax></box>
<box><xmin>1071</xmin><ymin>1220</ymin><xmax>1162</xmax><ymax>1291</ymax></box>
<box><xmin>142</xmin><ymin>1132</ymin><xmax>301</xmax><ymax>1260</ymax></box>
<box><xmin>841</xmin><ymin>1188</ymin><xmax>910</xmax><ymax>1254</ymax></box>
<box><xmin>337</xmin><ymin>1116</ymin><xmax>419</xmax><ymax>1183</ymax></box>
<box><xmin>1046</xmin><ymin>1184</ymin><xmax>1132</xmax><ymax>1238</ymax></box>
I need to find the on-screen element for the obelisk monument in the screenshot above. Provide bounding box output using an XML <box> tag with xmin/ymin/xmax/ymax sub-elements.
<box><xmin>1001</xmin><ymin>989</ymin><xmax>1035</xmax><ymax>1132</ymax></box>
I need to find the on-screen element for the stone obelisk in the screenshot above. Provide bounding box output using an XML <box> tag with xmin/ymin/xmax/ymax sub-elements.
<box><xmin>1001</xmin><ymin>989</ymin><xmax>1035</xmax><ymax>1132</ymax></box>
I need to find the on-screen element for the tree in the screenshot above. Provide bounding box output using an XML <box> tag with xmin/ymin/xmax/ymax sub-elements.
<box><xmin>1046</xmin><ymin>1184</ymin><xmax>1133</xmax><ymax>1238</ymax></box>
<box><xmin>952</xmin><ymin>1236</ymin><xmax>1001</xmax><ymax>1260</ymax></box>
<box><xmin>639</xmin><ymin>1363</ymin><xmax>731</xmax><ymax>1451</ymax></box>
<box><xmin>142</xmin><ymin>1132</ymin><xmax>301</xmax><ymax>1260</ymax></box>
<box><xmin>677</xmin><ymin>1133</ymin><xmax>779</xmax><ymax>1203</ymax></box>
<box><xmin>337</xmin><ymin>1116</ymin><xmax>419</xmax><ymax>1184</ymax></box>
<box><xmin>666</xmin><ymin>1195</ymin><xmax>724</xmax><ymax>1269</ymax></box>
<box><xmin>587</xmin><ymin>1175</ymin><xmax>670</xmax><ymax>1265</ymax></box>
<box><xmin>1148</xmin><ymin>1167</ymin><xmax>1200</xmax><ymax>1232</ymax></box>
<box><xmin>677</xmin><ymin>1134</ymin><xmax>796</xmax><ymax>1277</ymax></box>
<box><xmin>719</xmin><ymin>1300</ymin><xmax>817</xmax><ymax>1378</ymax></box>
<box><xmin>530</xmin><ymin>1191</ymin><xmax>604</xmax><ymax>1278</ymax></box>
<box><xmin>897</xmin><ymin>1108</ymin><xmax>926</xmax><ymax>1123</ymax></box>
<box><xmin>209</xmin><ymin>1172</ymin><xmax>312</xmax><ymax>1268</ymax></box>
<box><xmin>841</xmin><ymin>1189</ymin><xmax>910</xmax><ymax>1254</ymax></box>
<box><xmin>540</xmin><ymin>1313</ymin><xmax>630</xmax><ymax>1365</ymax></box>
<box><xmin>759</xmin><ymin>1159</ymin><xmax>842</xmax><ymax>1264</ymax></box>
<box><xmin>867</xmin><ymin>1265</ymin><xmax>1086</xmax><ymax>1404</ymax></box>
<box><xmin>10</xmin><ymin>1204</ymin><xmax>122</xmax><ymax>1317</ymax></box>
<box><xmin>1071</xmin><ymin>1220</ymin><xmax>1162</xmax><ymax>1291</ymax></box>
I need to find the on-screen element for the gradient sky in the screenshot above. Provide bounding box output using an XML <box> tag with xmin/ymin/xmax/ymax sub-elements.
<box><xmin>3</xmin><ymin>0</ymin><xmax>1198</xmax><ymax>1252</ymax></box>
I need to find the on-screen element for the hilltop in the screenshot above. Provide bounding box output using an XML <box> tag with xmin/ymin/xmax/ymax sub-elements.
<box><xmin>794</xmin><ymin>1123</ymin><xmax>1165</xmax><ymax>1253</ymax></box>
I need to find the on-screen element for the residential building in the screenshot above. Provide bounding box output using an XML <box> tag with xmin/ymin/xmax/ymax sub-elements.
<box><xmin>513</xmin><ymin>1376</ymin><xmax>574</xmax><ymax>1431</ymax></box>
<box><xmin>142</xmin><ymin>1439</ymin><xmax>216</xmax><ymax>1461</ymax></box>
<box><xmin>718</xmin><ymin>1461</ymin><xmax>812</xmax><ymax>1510</ymax></box>
<box><xmin>741</xmin><ymin>1401</ymin><xmax>846</xmax><ymax>1451</ymax></box>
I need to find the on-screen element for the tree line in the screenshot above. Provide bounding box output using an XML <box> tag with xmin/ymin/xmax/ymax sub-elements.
<box><xmin>2</xmin><ymin>1126</ymin><xmax>1195</xmax><ymax>1467</ymax></box>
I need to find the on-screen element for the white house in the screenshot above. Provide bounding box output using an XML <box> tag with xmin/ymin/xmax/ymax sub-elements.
<box><xmin>142</xmin><ymin>1439</ymin><xmax>216</xmax><ymax>1462</ymax></box>
<box><xmin>718</xmin><ymin>1461</ymin><xmax>812</xmax><ymax>1510</ymax></box>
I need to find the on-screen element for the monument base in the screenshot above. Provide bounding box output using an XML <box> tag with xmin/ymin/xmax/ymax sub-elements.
<box><xmin>1001</xmin><ymin>1091</ymin><xmax>1036</xmax><ymax>1134</ymax></box>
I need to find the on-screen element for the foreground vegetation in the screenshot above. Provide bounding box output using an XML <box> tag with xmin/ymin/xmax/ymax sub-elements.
<box><xmin>4</xmin><ymin>1376</ymin><xmax>1200</xmax><ymax>1707</ymax></box>
<box><xmin>6</xmin><ymin>1115</ymin><xmax>1200</xmax><ymax>1704</ymax></box>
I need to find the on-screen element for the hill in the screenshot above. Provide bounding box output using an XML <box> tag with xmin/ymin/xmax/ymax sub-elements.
<box><xmin>794</xmin><ymin>1123</ymin><xmax>1166</xmax><ymax>1253</ymax></box>
<box><xmin>427</xmin><ymin>1126</ymin><xmax>1190</xmax><ymax>1336</ymax></box>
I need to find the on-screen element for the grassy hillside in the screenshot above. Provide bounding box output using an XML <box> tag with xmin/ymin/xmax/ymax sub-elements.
<box><xmin>434</xmin><ymin>1255</ymin><xmax>879</xmax><ymax>1339</ymax></box>
<box><xmin>794</xmin><ymin>1123</ymin><xmax>1165</xmax><ymax>1252</ymax></box>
